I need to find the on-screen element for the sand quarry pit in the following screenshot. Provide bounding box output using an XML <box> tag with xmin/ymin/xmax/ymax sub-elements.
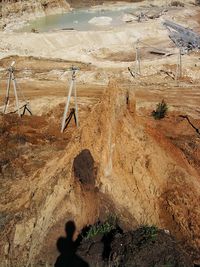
<box><xmin>0</xmin><ymin>1</ymin><xmax>200</xmax><ymax>266</ymax></box>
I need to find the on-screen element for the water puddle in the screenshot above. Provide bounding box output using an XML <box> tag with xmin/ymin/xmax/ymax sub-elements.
<box><xmin>19</xmin><ymin>7</ymin><xmax>137</xmax><ymax>32</ymax></box>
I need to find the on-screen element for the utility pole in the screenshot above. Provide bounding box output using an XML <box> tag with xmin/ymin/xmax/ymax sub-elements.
<box><xmin>3</xmin><ymin>61</ymin><xmax>20</xmax><ymax>117</ymax></box>
<box><xmin>61</xmin><ymin>66</ymin><xmax>79</xmax><ymax>133</ymax></box>
<box><xmin>2</xmin><ymin>61</ymin><xmax>32</xmax><ymax>116</ymax></box>
<box><xmin>175</xmin><ymin>47</ymin><xmax>182</xmax><ymax>81</ymax></box>
<box><xmin>135</xmin><ymin>39</ymin><xmax>141</xmax><ymax>76</ymax></box>
<box><xmin>128</xmin><ymin>39</ymin><xmax>141</xmax><ymax>79</ymax></box>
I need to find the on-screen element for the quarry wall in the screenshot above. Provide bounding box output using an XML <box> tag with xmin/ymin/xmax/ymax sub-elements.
<box><xmin>0</xmin><ymin>0</ymin><xmax>70</xmax><ymax>24</ymax></box>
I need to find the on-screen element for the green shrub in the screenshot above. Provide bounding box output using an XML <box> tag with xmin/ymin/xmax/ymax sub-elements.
<box><xmin>152</xmin><ymin>100</ymin><xmax>168</xmax><ymax>120</ymax></box>
<box><xmin>84</xmin><ymin>215</ymin><xmax>117</xmax><ymax>240</ymax></box>
<box><xmin>142</xmin><ymin>225</ymin><xmax>158</xmax><ymax>242</ymax></box>
<box><xmin>170</xmin><ymin>1</ymin><xmax>184</xmax><ymax>7</ymax></box>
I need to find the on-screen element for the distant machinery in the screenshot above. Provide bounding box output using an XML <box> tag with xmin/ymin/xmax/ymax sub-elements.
<box><xmin>163</xmin><ymin>20</ymin><xmax>200</xmax><ymax>51</ymax></box>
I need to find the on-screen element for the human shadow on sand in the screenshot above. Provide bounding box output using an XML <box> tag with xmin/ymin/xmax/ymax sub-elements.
<box><xmin>55</xmin><ymin>220</ymin><xmax>89</xmax><ymax>267</ymax></box>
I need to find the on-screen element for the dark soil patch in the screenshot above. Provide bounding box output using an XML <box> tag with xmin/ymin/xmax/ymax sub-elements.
<box><xmin>73</xmin><ymin>149</ymin><xmax>97</xmax><ymax>185</ymax></box>
<box><xmin>77</xmin><ymin>225</ymin><xmax>193</xmax><ymax>267</ymax></box>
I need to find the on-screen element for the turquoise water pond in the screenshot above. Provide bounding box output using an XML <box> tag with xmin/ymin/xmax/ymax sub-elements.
<box><xmin>20</xmin><ymin>7</ymin><xmax>136</xmax><ymax>32</ymax></box>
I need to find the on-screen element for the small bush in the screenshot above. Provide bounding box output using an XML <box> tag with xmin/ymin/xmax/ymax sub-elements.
<box><xmin>84</xmin><ymin>215</ymin><xmax>117</xmax><ymax>240</ymax></box>
<box><xmin>137</xmin><ymin>225</ymin><xmax>158</xmax><ymax>246</ymax></box>
<box><xmin>152</xmin><ymin>100</ymin><xmax>168</xmax><ymax>120</ymax></box>
<box><xmin>170</xmin><ymin>1</ymin><xmax>184</xmax><ymax>7</ymax></box>
<box><xmin>31</xmin><ymin>28</ymin><xmax>39</xmax><ymax>33</ymax></box>
<box><xmin>142</xmin><ymin>225</ymin><xmax>158</xmax><ymax>242</ymax></box>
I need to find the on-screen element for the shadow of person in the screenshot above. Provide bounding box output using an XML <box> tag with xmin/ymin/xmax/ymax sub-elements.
<box><xmin>55</xmin><ymin>221</ymin><xmax>89</xmax><ymax>267</ymax></box>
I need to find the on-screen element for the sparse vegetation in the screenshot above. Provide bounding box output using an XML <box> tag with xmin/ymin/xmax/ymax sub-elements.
<box><xmin>84</xmin><ymin>215</ymin><xmax>117</xmax><ymax>240</ymax></box>
<box><xmin>170</xmin><ymin>1</ymin><xmax>184</xmax><ymax>7</ymax></box>
<box><xmin>152</xmin><ymin>100</ymin><xmax>168</xmax><ymax>120</ymax></box>
<box><xmin>139</xmin><ymin>225</ymin><xmax>158</xmax><ymax>244</ymax></box>
<box><xmin>31</xmin><ymin>28</ymin><xmax>39</xmax><ymax>33</ymax></box>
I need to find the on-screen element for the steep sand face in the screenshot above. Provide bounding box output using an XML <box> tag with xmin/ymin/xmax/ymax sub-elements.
<box><xmin>0</xmin><ymin>85</ymin><xmax>200</xmax><ymax>266</ymax></box>
<box><xmin>66</xmin><ymin>0</ymin><xmax>143</xmax><ymax>8</ymax></box>
<box><xmin>78</xmin><ymin>85</ymin><xmax>200</xmax><ymax>261</ymax></box>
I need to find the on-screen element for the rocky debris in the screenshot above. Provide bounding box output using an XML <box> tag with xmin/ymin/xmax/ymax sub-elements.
<box><xmin>146</xmin><ymin>8</ymin><xmax>168</xmax><ymax>19</ymax></box>
<box><xmin>127</xmin><ymin>7</ymin><xmax>168</xmax><ymax>23</ymax></box>
<box><xmin>0</xmin><ymin>0</ymin><xmax>70</xmax><ymax>19</ymax></box>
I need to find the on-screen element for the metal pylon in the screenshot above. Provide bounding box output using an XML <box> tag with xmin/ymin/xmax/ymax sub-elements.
<box><xmin>61</xmin><ymin>66</ymin><xmax>79</xmax><ymax>133</ymax></box>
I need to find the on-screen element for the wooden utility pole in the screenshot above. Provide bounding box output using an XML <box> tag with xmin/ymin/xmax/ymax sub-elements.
<box><xmin>61</xmin><ymin>66</ymin><xmax>79</xmax><ymax>133</ymax></box>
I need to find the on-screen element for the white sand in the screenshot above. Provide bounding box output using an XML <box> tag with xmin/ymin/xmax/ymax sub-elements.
<box><xmin>88</xmin><ymin>16</ymin><xmax>112</xmax><ymax>26</ymax></box>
